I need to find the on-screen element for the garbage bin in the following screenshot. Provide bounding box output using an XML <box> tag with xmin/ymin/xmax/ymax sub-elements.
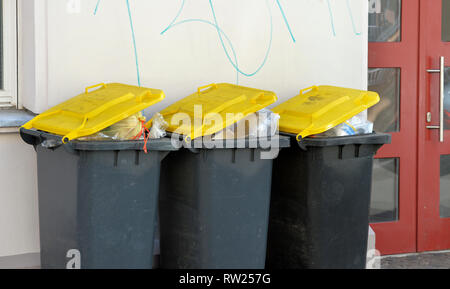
<box><xmin>266</xmin><ymin>133</ymin><xmax>390</xmax><ymax>269</ymax></box>
<box><xmin>19</xmin><ymin>83</ymin><xmax>173</xmax><ymax>269</ymax></box>
<box><xmin>153</xmin><ymin>83</ymin><xmax>288</xmax><ymax>269</ymax></box>
<box><xmin>267</xmin><ymin>86</ymin><xmax>390</xmax><ymax>268</ymax></box>
<box><xmin>266</xmin><ymin>85</ymin><xmax>391</xmax><ymax>269</ymax></box>
<box><xmin>20</xmin><ymin>128</ymin><xmax>178</xmax><ymax>269</ymax></box>
<box><xmin>159</xmin><ymin>137</ymin><xmax>290</xmax><ymax>269</ymax></box>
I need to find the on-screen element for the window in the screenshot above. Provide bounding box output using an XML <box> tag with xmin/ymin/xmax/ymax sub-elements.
<box><xmin>368</xmin><ymin>0</ymin><xmax>401</xmax><ymax>42</ymax></box>
<box><xmin>0</xmin><ymin>0</ymin><xmax>17</xmax><ymax>108</ymax></box>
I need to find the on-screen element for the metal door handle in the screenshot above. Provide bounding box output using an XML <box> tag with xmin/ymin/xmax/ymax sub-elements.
<box><xmin>426</xmin><ymin>56</ymin><xmax>445</xmax><ymax>142</ymax></box>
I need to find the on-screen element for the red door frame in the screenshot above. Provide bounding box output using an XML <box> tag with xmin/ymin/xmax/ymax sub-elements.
<box><xmin>368</xmin><ymin>0</ymin><xmax>419</xmax><ymax>255</ymax></box>
<box><xmin>417</xmin><ymin>0</ymin><xmax>450</xmax><ymax>252</ymax></box>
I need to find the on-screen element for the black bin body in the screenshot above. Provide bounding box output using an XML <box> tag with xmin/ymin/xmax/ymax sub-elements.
<box><xmin>159</xmin><ymin>137</ymin><xmax>290</xmax><ymax>269</ymax></box>
<box><xmin>266</xmin><ymin>133</ymin><xmax>391</xmax><ymax>269</ymax></box>
<box><xmin>20</xmin><ymin>128</ymin><xmax>177</xmax><ymax>269</ymax></box>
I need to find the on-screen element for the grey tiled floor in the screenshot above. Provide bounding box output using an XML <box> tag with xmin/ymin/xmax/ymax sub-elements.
<box><xmin>381</xmin><ymin>251</ymin><xmax>450</xmax><ymax>269</ymax></box>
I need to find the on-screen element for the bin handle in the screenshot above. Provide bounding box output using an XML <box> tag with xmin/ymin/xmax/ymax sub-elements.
<box><xmin>19</xmin><ymin>128</ymin><xmax>44</xmax><ymax>147</ymax></box>
<box><xmin>299</xmin><ymin>86</ymin><xmax>318</xmax><ymax>96</ymax></box>
<box><xmin>85</xmin><ymin>83</ymin><xmax>107</xmax><ymax>94</ymax></box>
<box><xmin>198</xmin><ymin>84</ymin><xmax>218</xmax><ymax>95</ymax></box>
<box><xmin>296</xmin><ymin>134</ymin><xmax>308</xmax><ymax>151</ymax></box>
<box><xmin>62</xmin><ymin>116</ymin><xmax>88</xmax><ymax>143</ymax></box>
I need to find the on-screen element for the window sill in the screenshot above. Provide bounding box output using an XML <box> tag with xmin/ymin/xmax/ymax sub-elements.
<box><xmin>0</xmin><ymin>109</ymin><xmax>35</xmax><ymax>133</ymax></box>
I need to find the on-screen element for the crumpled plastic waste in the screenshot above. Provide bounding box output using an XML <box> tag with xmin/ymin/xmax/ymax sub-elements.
<box><xmin>41</xmin><ymin>138</ymin><xmax>63</xmax><ymax>149</ymax></box>
<box><xmin>148</xmin><ymin>113</ymin><xmax>169</xmax><ymax>139</ymax></box>
<box><xmin>213</xmin><ymin>109</ymin><xmax>280</xmax><ymax>140</ymax></box>
<box><xmin>316</xmin><ymin>114</ymin><xmax>374</xmax><ymax>137</ymax></box>
<box><xmin>78</xmin><ymin>111</ymin><xmax>169</xmax><ymax>142</ymax></box>
<box><xmin>79</xmin><ymin>112</ymin><xmax>145</xmax><ymax>141</ymax></box>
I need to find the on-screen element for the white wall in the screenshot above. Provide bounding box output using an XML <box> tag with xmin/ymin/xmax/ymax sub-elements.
<box><xmin>0</xmin><ymin>133</ymin><xmax>40</xmax><ymax>257</ymax></box>
<box><xmin>1</xmin><ymin>0</ymin><xmax>368</xmax><ymax>258</ymax></box>
<box><xmin>24</xmin><ymin>0</ymin><xmax>368</xmax><ymax>114</ymax></box>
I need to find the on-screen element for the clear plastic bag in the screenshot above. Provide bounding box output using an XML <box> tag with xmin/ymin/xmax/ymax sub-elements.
<box><xmin>251</xmin><ymin>109</ymin><xmax>280</xmax><ymax>138</ymax></box>
<box><xmin>79</xmin><ymin>112</ymin><xmax>145</xmax><ymax>141</ymax></box>
<box><xmin>213</xmin><ymin>109</ymin><xmax>280</xmax><ymax>140</ymax></box>
<box><xmin>316</xmin><ymin>114</ymin><xmax>374</xmax><ymax>137</ymax></box>
<box><xmin>148</xmin><ymin>113</ymin><xmax>169</xmax><ymax>139</ymax></box>
<box><xmin>42</xmin><ymin>139</ymin><xmax>63</xmax><ymax>148</ymax></box>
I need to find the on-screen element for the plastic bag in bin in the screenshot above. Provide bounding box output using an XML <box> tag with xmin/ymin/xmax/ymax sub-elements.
<box><xmin>79</xmin><ymin>112</ymin><xmax>145</xmax><ymax>141</ymax></box>
<box><xmin>213</xmin><ymin>109</ymin><xmax>280</xmax><ymax>140</ymax></box>
<box><xmin>316</xmin><ymin>114</ymin><xmax>374</xmax><ymax>137</ymax></box>
<box><xmin>148</xmin><ymin>113</ymin><xmax>169</xmax><ymax>139</ymax></box>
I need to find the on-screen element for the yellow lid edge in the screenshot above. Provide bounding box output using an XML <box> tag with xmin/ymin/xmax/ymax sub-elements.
<box><xmin>22</xmin><ymin>85</ymin><xmax>165</xmax><ymax>141</ymax></box>
<box><xmin>158</xmin><ymin>83</ymin><xmax>277</xmax><ymax>140</ymax></box>
<box><xmin>277</xmin><ymin>86</ymin><xmax>380</xmax><ymax>138</ymax></box>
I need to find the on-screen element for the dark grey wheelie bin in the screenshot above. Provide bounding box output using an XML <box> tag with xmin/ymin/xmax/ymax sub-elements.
<box><xmin>159</xmin><ymin>136</ymin><xmax>290</xmax><ymax>269</ymax></box>
<box><xmin>20</xmin><ymin>128</ymin><xmax>179</xmax><ymax>269</ymax></box>
<box><xmin>266</xmin><ymin>133</ymin><xmax>391</xmax><ymax>269</ymax></box>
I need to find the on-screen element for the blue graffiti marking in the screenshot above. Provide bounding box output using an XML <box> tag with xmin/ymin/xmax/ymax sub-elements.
<box><xmin>275</xmin><ymin>0</ymin><xmax>296</xmax><ymax>43</ymax></box>
<box><xmin>327</xmin><ymin>0</ymin><xmax>362</xmax><ymax>36</ymax></box>
<box><xmin>208</xmin><ymin>0</ymin><xmax>273</xmax><ymax>78</ymax></box>
<box><xmin>92</xmin><ymin>0</ymin><xmax>362</xmax><ymax>84</ymax></box>
<box><xmin>161</xmin><ymin>16</ymin><xmax>241</xmax><ymax>84</ymax></box>
<box><xmin>346</xmin><ymin>0</ymin><xmax>361</xmax><ymax>36</ymax></box>
<box><xmin>160</xmin><ymin>0</ymin><xmax>186</xmax><ymax>35</ymax></box>
<box><xmin>94</xmin><ymin>0</ymin><xmax>101</xmax><ymax>15</ymax></box>
<box><xmin>326</xmin><ymin>0</ymin><xmax>337</xmax><ymax>36</ymax></box>
<box><xmin>160</xmin><ymin>0</ymin><xmax>275</xmax><ymax>83</ymax></box>
<box><xmin>126</xmin><ymin>0</ymin><xmax>141</xmax><ymax>87</ymax></box>
<box><xmin>94</xmin><ymin>0</ymin><xmax>141</xmax><ymax>86</ymax></box>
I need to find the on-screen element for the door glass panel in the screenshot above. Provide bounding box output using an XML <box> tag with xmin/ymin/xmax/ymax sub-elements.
<box><xmin>444</xmin><ymin>68</ymin><xmax>450</xmax><ymax>129</ymax></box>
<box><xmin>369</xmin><ymin>0</ymin><xmax>401</xmax><ymax>42</ymax></box>
<box><xmin>370</xmin><ymin>158</ymin><xmax>399</xmax><ymax>223</ymax></box>
<box><xmin>368</xmin><ymin>68</ymin><xmax>401</xmax><ymax>133</ymax></box>
<box><xmin>440</xmin><ymin>155</ymin><xmax>450</xmax><ymax>218</ymax></box>
<box><xmin>442</xmin><ymin>0</ymin><xmax>450</xmax><ymax>42</ymax></box>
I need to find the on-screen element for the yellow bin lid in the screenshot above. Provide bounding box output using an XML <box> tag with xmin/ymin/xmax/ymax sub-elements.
<box><xmin>149</xmin><ymin>83</ymin><xmax>277</xmax><ymax>141</ymax></box>
<box><xmin>22</xmin><ymin>83</ymin><xmax>165</xmax><ymax>142</ymax></box>
<box><xmin>272</xmin><ymin>86</ymin><xmax>380</xmax><ymax>140</ymax></box>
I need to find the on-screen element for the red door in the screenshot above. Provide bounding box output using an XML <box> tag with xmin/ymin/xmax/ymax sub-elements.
<box><xmin>417</xmin><ymin>0</ymin><xmax>450</xmax><ymax>252</ymax></box>
<box><xmin>368</xmin><ymin>0</ymin><xmax>418</xmax><ymax>255</ymax></box>
<box><xmin>369</xmin><ymin>0</ymin><xmax>450</xmax><ymax>254</ymax></box>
